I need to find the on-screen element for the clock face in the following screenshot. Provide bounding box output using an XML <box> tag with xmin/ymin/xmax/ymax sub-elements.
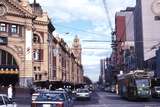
<box><xmin>151</xmin><ymin>0</ymin><xmax>160</xmax><ymax>15</ymax></box>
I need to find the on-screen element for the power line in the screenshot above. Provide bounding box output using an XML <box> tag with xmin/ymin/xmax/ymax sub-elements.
<box><xmin>83</xmin><ymin>40</ymin><xmax>111</xmax><ymax>43</ymax></box>
<box><xmin>102</xmin><ymin>0</ymin><xmax>114</xmax><ymax>32</ymax></box>
<box><xmin>83</xmin><ymin>39</ymin><xmax>160</xmax><ymax>43</ymax></box>
<box><xmin>83</xmin><ymin>47</ymin><xmax>111</xmax><ymax>50</ymax></box>
<box><xmin>54</xmin><ymin>23</ymin><xmax>109</xmax><ymax>37</ymax></box>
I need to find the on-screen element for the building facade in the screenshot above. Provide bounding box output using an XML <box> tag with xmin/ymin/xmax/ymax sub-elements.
<box><xmin>134</xmin><ymin>0</ymin><xmax>160</xmax><ymax>69</ymax></box>
<box><xmin>114</xmin><ymin>7</ymin><xmax>135</xmax><ymax>73</ymax></box>
<box><xmin>0</xmin><ymin>0</ymin><xmax>84</xmax><ymax>88</ymax></box>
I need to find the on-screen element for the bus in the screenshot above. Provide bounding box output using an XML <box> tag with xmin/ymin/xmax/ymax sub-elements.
<box><xmin>117</xmin><ymin>70</ymin><xmax>152</xmax><ymax>100</ymax></box>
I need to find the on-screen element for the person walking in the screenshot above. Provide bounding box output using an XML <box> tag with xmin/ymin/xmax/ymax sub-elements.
<box><xmin>8</xmin><ymin>84</ymin><xmax>13</xmax><ymax>101</ymax></box>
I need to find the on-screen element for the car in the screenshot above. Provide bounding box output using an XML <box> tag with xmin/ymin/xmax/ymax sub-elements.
<box><xmin>0</xmin><ymin>94</ymin><xmax>17</xmax><ymax>107</ymax></box>
<box><xmin>152</xmin><ymin>86</ymin><xmax>160</xmax><ymax>98</ymax></box>
<box><xmin>31</xmin><ymin>91</ymin><xmax>73</xmax><ymax>107</ymax></box>
<box><xmin>75</xmin><ymin>89</ymin><xmax>91</xmax><ymax>100</ymax></box>
<box><xmin>32</xmin><ymin>93</ymin><xmax>40</xmax><ymax>101</ymax></box>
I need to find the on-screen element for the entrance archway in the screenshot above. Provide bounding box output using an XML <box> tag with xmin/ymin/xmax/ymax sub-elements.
<box><xmin>0</xmin><ymin>49</ymin><xmax>19</xmax><ymax>86</ymax></box>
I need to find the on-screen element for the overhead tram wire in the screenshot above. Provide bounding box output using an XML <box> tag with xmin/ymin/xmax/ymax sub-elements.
<box><xmin>82</xmin><ymin>39</ymin><xmax>160</xmax><ymax>43</ymax></box>
<box><xmin>54</xmin><ymin>23</ymin><xmax>109</xmax><ymax>37</ymax></box>
<box><xmin>83</xmin><ymin>40</ymin><xmax>111</xmax><ymax>43</ymax></box>
<box><xmin>102</xmin><ymin>0</ymin><xmax>114</xmax><ymax>33</ymax></box>
<box><xmin>82</xmin><ymin>47</ymin><xmax>112</xmax><ymax>50</ymax></box>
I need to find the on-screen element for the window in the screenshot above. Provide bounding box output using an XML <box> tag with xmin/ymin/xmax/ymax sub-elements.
<box><xmin>37</xmin><ymin>66</ymin><xmax>40</xmax><ymax>71</ymax></box>
<box><xmin>33</xmin><ymin>49</ymin><xmax>43</xmax><ymax>61</ymax></box>
<box><xmin>0</xmin><ymin>23</ymin><xmax>6</xmax><ymax>32</ymax></box>
<box><xmin>39</xmin><ymin>74</ymin><xmax>42</xmax><ymax>80</ymax></box>
<box><xmin>0</xmin><ymin>96</ymin><xmax>4</xmax><ymax>105</ymax></box>
<box><xmin>34</xmin><ymin>66</ymin><xmax>36</xmax><ymax>71</ymax></box>
<box><xmin>35</xmin><ymin>74</ymin><xmax>37</xmax><ymax>80</ymax></box>
<box><xmin>11</xmin><ymin>25</ymin><xmax>17</xmax><ymax>33</ymax></box>
<box><xmin>33</xmin><ymin>49</ymin><xmax>40</xmax><ymax>61</ymax></box>
<box><xmin>33</xmin><ymin>34</ymin><xmax>40</xmax><ymax>43</ymax></box>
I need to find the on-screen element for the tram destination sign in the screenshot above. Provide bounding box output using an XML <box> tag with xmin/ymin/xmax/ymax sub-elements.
<box><xmin>0</xmin><ymin>36</ymin><xmax>7</xmax><ymax>45</ymax></box>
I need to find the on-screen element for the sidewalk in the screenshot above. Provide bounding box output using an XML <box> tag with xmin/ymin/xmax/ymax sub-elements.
<box><xmin>0</xmin><ymin>87</ymin><xmax>32</xmax><ymax>107</ymax></box>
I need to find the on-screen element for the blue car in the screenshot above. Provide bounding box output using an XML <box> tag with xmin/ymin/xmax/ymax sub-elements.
<box><xmin>31</xmin><ymin>91</ymin><xmax>73</xmax><ymax>107</ymax></box>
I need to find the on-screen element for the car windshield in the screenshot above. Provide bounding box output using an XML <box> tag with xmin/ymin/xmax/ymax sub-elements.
<box><xmin>135</xmin><ymin>79</ymin><xmax>150</xmax><ymax>87</ymax></box>
<box><xmin>0</xmin><ymin>96</ymin><xmax>4</xmax><ymax>105</ymax></box>
<box><xmin>36</xmin><ymin>93</ymin><xmax>65</xmax><ymax>101</ymax></box>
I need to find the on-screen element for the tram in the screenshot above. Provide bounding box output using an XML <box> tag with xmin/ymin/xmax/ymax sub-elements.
<box><xmin>117</xmin><ymin>70</ymin><xmax>151</xmax><ymax>99</ymax></box>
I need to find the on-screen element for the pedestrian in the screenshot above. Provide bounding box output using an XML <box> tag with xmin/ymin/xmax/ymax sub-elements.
<box><xmin>7</xmin><ymin>84</ymin><xmax>13</xmax><ymax>101</ymax></box>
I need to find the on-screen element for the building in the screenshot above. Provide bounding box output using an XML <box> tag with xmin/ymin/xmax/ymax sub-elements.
<box><xmin>100</xmin><ymin>59</ymin><xmax>106</xmax><ymax>86</ymax></box>
<box><xmin>134</xmin><ymin>0</ymin><xmax>160</xmax><ymax>70</ymax></box>
<box><xmin>0</xmin><ymin>0</ymin><xmax>84</xmax><ymax>88</ymax></box>
<box><xmin>0</xmin><ymin>0</ymin><xmax>43</xmax><ymax>87</ymax></box>
<box><xmin>115</xmin><ymin>7</ymin><xmax>135</xmax><ymax>73</ymax></box>
<box><xmin>156</xmin><ymin>48</ymin><xmax>160</xmax><ymax>77</ymax></box>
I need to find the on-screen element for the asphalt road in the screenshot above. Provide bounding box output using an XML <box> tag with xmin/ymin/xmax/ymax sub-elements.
<box><xmin>74</xmin><ymin>91</ymin><xmax>160</xmax><ymax>107</ymax></box>
<box><xmin>14</xmin><ymin>90</ymin><xmax>160</xmax><ymax>107</ymax></box>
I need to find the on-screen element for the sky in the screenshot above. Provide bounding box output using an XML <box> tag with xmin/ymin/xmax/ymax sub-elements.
<box><xmin>29</xmin><ymin>0</ymin><xmax>136</xmax><ymax>82</ymax></box>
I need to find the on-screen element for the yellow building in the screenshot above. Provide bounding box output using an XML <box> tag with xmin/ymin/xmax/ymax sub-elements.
<box><xmin>0</xmin><ymin>0</ymin><xmax>83</xmax><ymax>88</ymax></box>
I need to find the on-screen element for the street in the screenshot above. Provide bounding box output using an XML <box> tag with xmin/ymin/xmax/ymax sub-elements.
<box><xmin>74</xmin><ymin>91</ymin><xmax>160</xmax><ymax>107</ymax></box>
<box><xmin>13</xmin><ymin>89</ymin><xmax>160</xmax><ymax>107</ymax></box>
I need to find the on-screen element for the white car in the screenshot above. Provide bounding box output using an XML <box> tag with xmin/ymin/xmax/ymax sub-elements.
<box><xmin>76</xmin><ymin>89</ymin><xmax>91</xmax><ymax>100</ymax></box>
<box><xmin>0</xmin><ymin>94</ymin><xmax>16</xmax><ymax>107</ymax></box>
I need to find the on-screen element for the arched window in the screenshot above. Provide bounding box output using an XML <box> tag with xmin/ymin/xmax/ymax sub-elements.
<box><xmin>0</xmin><ymin>49</ymin><xmax>18</xmax><ymax>70</ymax></box>
<box><xmin>33</xmin><ymin>34</ymin><xmax>40</xmax><ymax>43</ymax></box>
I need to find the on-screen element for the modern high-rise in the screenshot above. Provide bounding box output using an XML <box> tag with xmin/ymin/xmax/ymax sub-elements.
<box><xmin>134</xmin><ymin>0</ymin><xmax>160</xmax><ymax>69</ymax></box>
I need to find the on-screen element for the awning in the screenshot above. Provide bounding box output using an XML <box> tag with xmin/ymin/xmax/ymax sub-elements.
<box><xmin>0</xmin><ymin>70</ymin><xmax>18</xmax><ymax>74</ymax></box>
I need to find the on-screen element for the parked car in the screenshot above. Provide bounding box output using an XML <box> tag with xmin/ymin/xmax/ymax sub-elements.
<box><xmin>31</xmin><ymin>91</ymin><xmax>73</xmax><ymax>107</ymax></box>
<box><xmin>75</xmin><ymin>89</ymin><xmax>91</xmax><ymax>100</ymax></box>
<box><xmin>0</xmin><ymin>94</ymin><xmax>16</xmax><ymax>107</ymax></box>
<box><xmin>152</xmin><ymin>86</ymin><xmax>160</xmax><ymax>98</ymax></box>
<box><xmin>32</xmin><ymin>93</ymin><xmax>40</xmax><ymax>101</ymax></box>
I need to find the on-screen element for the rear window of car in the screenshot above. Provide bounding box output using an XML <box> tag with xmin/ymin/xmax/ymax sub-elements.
<box><xmin>0</xmin><ymin>96</ymin><xmax>4</xmax><ymax>105</ymax></box>
<box><xmin>36</xmin><ymin>93</ymin><xmax>65</xmax><ymax>101</ymax></box>
<box><xmin>78</xmin><ymin>89</ymin><xmax>89</xmax><ymax>93</ymax></box>
<box><xmin>3</xmin><ymin>96</ymin><xmax>12</xmax><ymax>104</ymax></box>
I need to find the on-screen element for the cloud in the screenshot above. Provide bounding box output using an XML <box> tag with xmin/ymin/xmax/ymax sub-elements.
<box><xmin>29</xmin><ymin>0</ymin><xmax>107</xmax><ymax>23</ymax></box>
<box><xmin>29</xmin><ymin>0</ymin><xmax>136</xmax><ymax>81</ymax></box>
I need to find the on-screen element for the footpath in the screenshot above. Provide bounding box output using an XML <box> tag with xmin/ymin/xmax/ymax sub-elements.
<box><xmin>0</xmin><ymin>87</ymin><xmax>32</xmax><ymax>107</ymax></box>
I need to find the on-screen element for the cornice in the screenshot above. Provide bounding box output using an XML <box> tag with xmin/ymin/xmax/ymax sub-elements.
<box><xmin>6</xmin><ymin>0</ymin><xmax>35</xmax><ymax>19</ymax></box>
<box><xmin>33</xmin><ymin>20</ymin><xmax>48</xmax><ymax>25</ymax></box>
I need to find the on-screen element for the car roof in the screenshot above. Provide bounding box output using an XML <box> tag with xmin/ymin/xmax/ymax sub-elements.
<box><xmin>39</xmin><ymin>90</ymin><xmax>67</xmax><ymax>94</ymax></box>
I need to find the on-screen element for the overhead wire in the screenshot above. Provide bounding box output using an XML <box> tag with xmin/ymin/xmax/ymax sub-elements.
<box><xmin>54</xmin><ymin>23</ymin><xmax>109</xmax><ymax>37</ymax></box>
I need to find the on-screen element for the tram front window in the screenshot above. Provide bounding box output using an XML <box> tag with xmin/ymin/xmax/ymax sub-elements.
<box><xmin>135</xmin><ymin>79</ymin><xmax>150</xmax><ymax>96</ymax></box>
<box><xmin>135</xmin><ymin>79</ymin><xmax>150</xmax><ymax>87</ymax></box>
